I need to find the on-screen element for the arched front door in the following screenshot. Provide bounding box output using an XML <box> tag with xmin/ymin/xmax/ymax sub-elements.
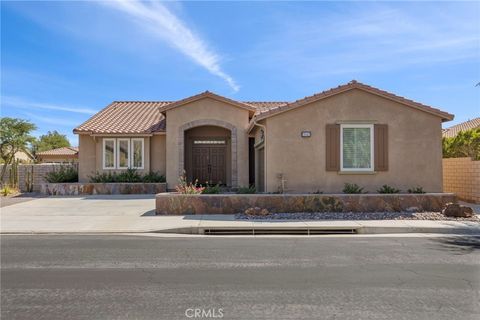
<box><xmin>185</xmin><ymin>126</ymin><xmax>231</xmax><ymax>185</ymax></box>
<box><xmin>191</xmin><ymin>141</ymin><xmax>227</xmax><ymax>184</ymax></box>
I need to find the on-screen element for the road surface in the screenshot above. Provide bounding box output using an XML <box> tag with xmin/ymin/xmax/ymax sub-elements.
<box><xmin>1</xmin><ymin>235</ymin><xmax>479</xmax><ymax>319</ymax></box>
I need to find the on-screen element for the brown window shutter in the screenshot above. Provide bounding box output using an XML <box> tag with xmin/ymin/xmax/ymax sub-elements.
<box><xmin>326</xmin><ymin>124</ymin><xmax>340</xmax><ymax>171</ymax></box>
<box><xmin>374</xmin><ymin>124</ymin><xmax>388</xmax><ymax>171</ymax></box>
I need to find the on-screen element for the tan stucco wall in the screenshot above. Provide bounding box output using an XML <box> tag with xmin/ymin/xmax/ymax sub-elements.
<box><xmin>264</xmin><ymin>89</ymin><xmax>444</xmax><ymax>193</ymax></box>
<box><xmin>78</xmin><ymin>135</ymin><xmax>96</xmax><ymax>182</ymax></box>
<box><xmin>38</xmin><ymin>155</ymin><xmax>78</xmax><ymax>163</ymax></box>
<box><xmin>150</xmin><ymin>135</ymin><xmax>167</xmax><ymax>175</ymax></box>
<box><xmin>165</xmin><ymin>97</ymin><xmax>250</xmax><ymax>188</ymax></box>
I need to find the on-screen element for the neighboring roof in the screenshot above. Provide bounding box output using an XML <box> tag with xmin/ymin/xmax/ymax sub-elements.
<box><xmin>157</xmin><ymin>91</ymin><xmax>258</xmax><ymax>114</ymax></box>
<box><xmin>74</xmin><ymin>81</ymin><xmax>454</xmax><ymax>135</ymax></box>
<box><xmin>442</xmin><ymin>117</ymin><xmax>480</xmax><ymax>138</ymax></box>
<box><xmin>74</xmin><ymin>101</ymin><xmax>171</xmax><ymax>134</ymax></box>
<box><xmin>254</xmin><ymin>80</ymin><xmax>454</xmax><ymax>122</ymax></box>
<box><xmin>37</xmin><ymin>147</ymin><xmax>79</xmax><ymax>156</ymax></box>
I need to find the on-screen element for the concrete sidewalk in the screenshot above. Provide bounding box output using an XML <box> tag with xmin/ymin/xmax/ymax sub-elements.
<box><xmin>1</xmin><ymin>195</ymin><xmax>479</xmax><ymax>235</ymax></box>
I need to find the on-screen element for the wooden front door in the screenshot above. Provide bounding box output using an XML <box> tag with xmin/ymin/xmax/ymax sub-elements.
<box><xmin>192</xmin><ymin>146</ymin><xmax>226</xmax><ymax>185</ymax></box>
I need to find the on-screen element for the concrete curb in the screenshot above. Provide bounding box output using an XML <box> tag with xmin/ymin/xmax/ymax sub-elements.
<box><xmin>2</xmin><ymin>225</ymin><xmax>479</xmax><ymax>235</ymax></box>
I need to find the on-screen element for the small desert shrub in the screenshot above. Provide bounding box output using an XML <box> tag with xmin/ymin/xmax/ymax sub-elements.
<box><xmin>237</xmin><ymin>185</ymin><xmax>256</xmax><ymax>194</ymax></box>
<box><xmin>0</xmin><ymin>185</ymin><xmax>18</xmax><ymax>196</ymax></box>
<box><xmin>89</xmin><ymin>172</ymin><xmax>117</xmax><ymax>183</ymax></box>
<box><xmin>142</xmin><ymin>171</ymin><xmax>166</xmax><ymax>183</ymax></box>
<box><xmin>408</xmin><ymin>187</ymin><xmax>426</xmax><ymax>194</ymax></box>
<box><xmin>44</xmin><ymin>165</ymin><xmax>78</xmax><ymax>183</ymax></box>
<box><xmin>88</xmin><ymin>169</ymin><xmax>165</xmax><ymax>183</ymax></box>
<box><xmin>116</xmin><ymin>168</ymin><xmax>142</xmax><ymax>182</ymax></box>
<box><xmin>377</xmin><ymin>185</ymin><xmax>400</xmax><ymax>194</ymax></box>
<box><xmin>202</xmin><ymin>183</ymin><xmax>221</xmax><ymax>194</ymax></box>
<box><xmin>343</xmin><ymin>183</ymin><xmax>366</xmax><ymax>194</ymax></box>
<box><xmin>175</xmin><ymin>174</ymin><xmax>204</xmax><ymax>194</ymax></box>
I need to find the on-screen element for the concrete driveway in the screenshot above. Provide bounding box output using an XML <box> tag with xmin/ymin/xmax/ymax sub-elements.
<box><xmin>0</xmin><ymin>195</ymin><xmax>202</xmax><ymax>233</ymax></box>
<box><xmin>1</xmin><ymin>195</ymin><xmax>480</xmax><ymax>235</ymax></box>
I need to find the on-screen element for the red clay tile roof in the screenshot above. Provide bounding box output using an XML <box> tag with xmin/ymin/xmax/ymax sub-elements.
<box><xmin>442</xmin><ymin>117</ymin><xmax>480</xmax><ymax>138</ymax></box>
<box><xmin>254</xmin><ymin>80</ymin><xmax>454</xmax><ymax>122</ymax></box>
<box><xmin>74</xmin><ymin>101</ymin><xmax>171</xmax><ymax>134</ymax></box>
<box><xmin>74</xmin><ymin>81</ymin><xmax>454</xmax><ymax>135</ymax></box>
<box><xmin>158</xmin><ymin>91</ymin><xmax>258</xmax><ymax>113</ymax></box>
<box><xmin>37</xmin><ymin>147</ymin><xmax>79</xmax><ymax>156</ymax></box>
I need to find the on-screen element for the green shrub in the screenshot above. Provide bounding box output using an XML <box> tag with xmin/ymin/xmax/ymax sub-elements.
<box><xmin>89</xmin><ymin>172</ymin><xmax>117</xmax><ymax>183</ymax></box>
<box><xmin>377</xmin><ymin>185</ymin><xmax>400</xmax><ymax>194</ymax></box>
<box><xmin>408</xmin><ymin>187</ymin><xmax>426</xmax><ymax>194</ymax></box>
<box><xmin>44</xmin><ymin>165</ymin><xmax>78</xmax><ymax>183</ymax></box>
<box><xmin>142</xmin><ymin>171</ymin><xmax>166</xmax><ymax>183</ymax></box>
<box><xmin>443</xmin><ymin>128</ymin><xmax>480</xmax><ymax>160</ymax></box>
<box><xmin>343</xmin><ymin>183</ymin><xmax>366</xmax><ymax>194</ymax></box>
<box><xmin>237</xmin><ymin>185</ymin><xmax>256</xmax><ymax>194</ymax></box>
<box><xmin>88</xmin><ymin>169</ymin><xmax>166</xmax><ymax>183</ymax></box>
<box><xmin>202</xmin><ymin>183</ymin><xmax>221</xmax><ymax>194</ymax></box>
<box><xmin>116</xmin><ymin>168</ymin><xmax>142</xmax><ymax>182</ymax></box>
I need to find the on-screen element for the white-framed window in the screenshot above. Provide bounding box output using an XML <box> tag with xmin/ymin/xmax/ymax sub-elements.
<box><xmin>103</xmin><ymin>138</ymin><xmax>145</xmax><ymax>169</ymax></box>
<box><xmin>131</xmin><ymin>138</ymin><xmax>144</xmax><ymax>169</ymax></box>
<box><xmin>340</xmin><ymin>124</ymin><xmax>374</xmax><ymax>171</ymax></box>
<box><xmin>117</xmin><ymin>139</ymin><xmax>130</xmax><ymax>169</ymax></box>
<box><xmin>103</xmin><ymin>139</ymin><xmax>116</xmax><ymax>169</ymax></box>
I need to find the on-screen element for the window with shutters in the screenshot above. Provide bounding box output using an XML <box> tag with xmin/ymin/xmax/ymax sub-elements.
<box><xmin>340</xmin><ymin>124</ymin><xmax>374</xmax><ymax>171</ymax></box>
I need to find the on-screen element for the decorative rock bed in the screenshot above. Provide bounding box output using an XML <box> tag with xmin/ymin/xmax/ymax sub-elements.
<box><xmin>235</xmin><ymin>211</ymin><xmax>479</xmax><ymax>221</ymax></box>
<box><xmin>41</xmin><ymin>183</ymin><xmax>167</xmax><ymax>195</ymax></box>
<box><xmin>155</xmin><ymin>193</ymin><xmax>457</xmax><ymax>215</ymax></box>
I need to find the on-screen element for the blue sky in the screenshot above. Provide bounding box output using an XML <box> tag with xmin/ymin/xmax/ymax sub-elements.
<box><xmin>1</xmin><ymin>0</ymin><xmax>479</xmax><ymax>145</ymax></box>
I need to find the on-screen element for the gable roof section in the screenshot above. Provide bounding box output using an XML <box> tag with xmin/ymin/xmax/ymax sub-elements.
<box><xmin>157</xmin><ymin>91</ymin><xmax>258</xmax><ymax>114</ymax></box>
<box><xmin>253</xmin><ymin>80</ymin><xmax>454</xmax><ymax>122</ymax></box>
<box><xmin>442</xmin><ymin>117</ymin><xmax>480</xmax><ymax>138</ymax></box>
<box><xmin>74</xmin><ymin>81</ymin><xmax>454</xmax><ymax>135</ymax></box>
<box><xmin>74</xmin><ymin>101</ymin><xmax>171</xmax><ymax>134</ymax></box>
<box><xmin>37</xmin><ymin>147</ymin><xmax>79</xmax><ymax>156</ymax></box>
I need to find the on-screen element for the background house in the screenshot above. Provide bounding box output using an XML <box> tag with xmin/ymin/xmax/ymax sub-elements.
<box><xmin>36</xmin><ymin>147</ymin><xmax>79</xmax><ymax>163</ymax></box>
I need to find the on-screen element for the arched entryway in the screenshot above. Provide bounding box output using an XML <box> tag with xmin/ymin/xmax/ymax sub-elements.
<box><xmin>178</xmin><ymin>119</ymin><xmax>238</xmax><ymax>187</ymax></box>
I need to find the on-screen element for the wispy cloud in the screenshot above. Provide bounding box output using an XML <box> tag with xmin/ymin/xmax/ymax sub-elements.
<box><xmin>246</xmin><ymin>3</ymin><xmax>480</xmax><ymax>78</ymax></box>
<box><xmin>21</xmin><ymin>112</ymin><xmax>80</xmax><ymax>127</ymax></box>
<box><xmin>103</xmin><ymin>0</ymin><xmax>239</xmax><ymax>92</ymax></box>
<box><xmin>2</xmin><ymin>96</ymin><xmax>97</xmax><ymax>115</ymax></box>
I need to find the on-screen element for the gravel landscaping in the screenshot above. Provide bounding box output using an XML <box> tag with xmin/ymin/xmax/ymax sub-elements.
<box><xmin>235</xmin><ymin>211</ymin><xmax>480</xmax><ymax>221</ymax></box>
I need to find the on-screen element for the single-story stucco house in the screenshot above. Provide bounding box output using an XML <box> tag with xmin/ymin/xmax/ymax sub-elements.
<box><xmin>36</xmin><ymin>147</ymin><xmax>79</xmax><ymax>163</ymax></box>
<box><xmin>73</xmin><ymin>80</ymin><xmax>454</xmax><ymax>193</ymax></box>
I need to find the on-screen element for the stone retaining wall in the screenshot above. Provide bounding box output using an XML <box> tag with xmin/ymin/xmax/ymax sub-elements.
<box><xmin>443</xmin><ymin>157</ymin><xmax>480</xmax><ymax>204</ymax></box>
<box><xmin>41</xmin><ymin>183</ymin><xmax>167</xmax><ymax>195</ymax></box>
<box><xmin>155</xmin><ymin>193</ymin><xmax>457</xmax><ymax>215</ymax></box>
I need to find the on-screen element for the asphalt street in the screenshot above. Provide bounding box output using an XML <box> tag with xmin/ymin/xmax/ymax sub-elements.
<box><xmin>1</xmin><ymin>235</ymin><xmax>479</xmax><ymax>320</ymax></box>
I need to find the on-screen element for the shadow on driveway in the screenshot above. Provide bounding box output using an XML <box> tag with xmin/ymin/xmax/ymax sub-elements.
<box><xmin>0</xmin><ymin>193</ymin><xmax>46</xmax><ymax>208</ymax></box>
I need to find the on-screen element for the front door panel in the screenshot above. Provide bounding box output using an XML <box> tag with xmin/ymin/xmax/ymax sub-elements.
<box><xmin>191</xmin><ymin>146</ymin><xmax>226</xmax><ymax>185</ymax></box>
<box><xmin>209</xmin><ymin>147</ymin><xmax>226</xmax><ymax>184</ymax></box>
<box><xmin>192</xmin><ymin>147</ymin><xmax>209</xmax><ymax>184</ymax></box>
